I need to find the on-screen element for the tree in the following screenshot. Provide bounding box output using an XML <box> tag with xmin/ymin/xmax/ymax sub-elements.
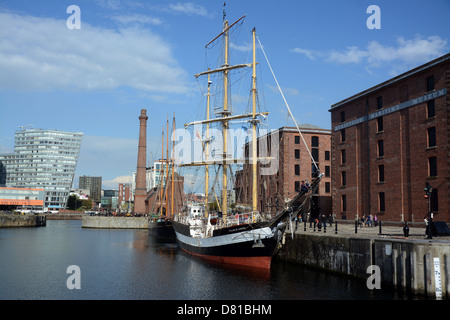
<box><xmin>67</xmin><ymin>195</ymin><xmax>79</xmax><ymax>210</ymax></box>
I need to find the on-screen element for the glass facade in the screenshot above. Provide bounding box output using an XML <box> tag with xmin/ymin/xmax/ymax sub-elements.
<box><xmin>0</xmin><ymin>128</ymin><xmax>83</xmax><ymax>210</ymax></box>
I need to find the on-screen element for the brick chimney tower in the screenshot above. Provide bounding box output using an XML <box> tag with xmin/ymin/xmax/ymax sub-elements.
<box><xmin>134</xmin><ymin>109</ymin><xmax>148</xmax><ymax>214</ymax></box>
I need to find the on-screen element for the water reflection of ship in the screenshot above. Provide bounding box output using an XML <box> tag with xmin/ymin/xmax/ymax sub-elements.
<box><xmin>149</xmin><ymin>216</ymin><xmax>177</xmax><ymax>244</ymax></box>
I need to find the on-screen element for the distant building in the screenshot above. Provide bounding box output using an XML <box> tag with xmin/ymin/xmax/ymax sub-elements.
<box><xmin>0</xmin><ymin>128</ymin><xmax>83</xmax><ymax>211</ymax></box>
<box><xmin>131</xmin><ymin>161</ymin><xmax>175</xmax><ymax>195</ymax></box>
<box><xmin>0</xmin><ymin>187</ymin><xmax>45</xmax><ymax>212</ymax></box>
<box><xmin>329</xmin><ymin>53</ymin><xmax>449</xmax><ymax>222</ymax></box>
<box><xmin>79</xmin><ymin>176</ymin><xmax>102</xmax><ymax>203</ymax></box>
<box><xmin>118</xmin><ymin>183</ymin><xmax>131</xmax><ymax>205</ymax></box>
<box><xmin>70</xmin><ymin>188</ymin><xmax>90</xmax><ymax>200</ymax></box>
<box><xmin>235</xmin><ymin>126</ymin><xmax>332</xmax><ymax>219</ymax></box>
<box><xmin>101</xmin><ymin>189</ymin><xmax>119</xmax><ymax>211</ymax></box>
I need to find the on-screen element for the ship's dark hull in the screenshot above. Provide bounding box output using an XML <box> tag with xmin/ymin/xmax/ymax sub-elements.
<box><xmin>172</xmin><ymin>220</ymin><xmax>284</xmax><ymax>269</ymax></box>
<box><xmin>149</xmin><ymin>218</ymin><xmax>177</xmax><ymax>243</ymax></box>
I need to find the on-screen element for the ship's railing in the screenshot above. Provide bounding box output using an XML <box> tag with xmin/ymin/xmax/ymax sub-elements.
<box><xmin>174</xmin><ymin>211</ymin><xmax>261</xmax><ymax>229</ymax></box>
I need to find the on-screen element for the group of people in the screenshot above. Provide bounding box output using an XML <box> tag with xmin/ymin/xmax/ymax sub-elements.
<box><xmin>359</xmin><ymin>214</ymin><xmax>378</xmax><ymax>227</ymax></box>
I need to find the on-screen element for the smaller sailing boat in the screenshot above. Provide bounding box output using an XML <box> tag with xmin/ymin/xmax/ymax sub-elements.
<box><xmin>148</xmin><ymin>115</ymin><xmax>179</xmax><ymax>244</ymax></box>
<box><xmin>172</xmin><ymin>14</ymin><xmax>322</xmax><ymax>269</ymax></box>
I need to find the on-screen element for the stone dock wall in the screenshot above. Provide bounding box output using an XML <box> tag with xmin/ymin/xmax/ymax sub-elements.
<box><xmin>276</xmin><ymin>231</ymin><xmax>450</xmax><ymax>298</ymax></box>
<box><xmin>0</xmin><ymin>214</ymin><xmax>46</xmax><ymax>227</ymax></box>
<box><xmin>81</xmin><ymin>216</ymin><xmax>149</xmax><ymax>229</ymax></box>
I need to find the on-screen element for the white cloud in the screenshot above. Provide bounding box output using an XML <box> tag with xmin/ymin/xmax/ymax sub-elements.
<box><xmin>291</xmin><ymin>48</ymin><xmax>320</xmax><ymax>61</ymax></box>
<box><xmin>102</xmin><ymin>175</ymin><xmax>133</xmax><ymax>189</ymax></box>
<box><xmin>266</xmin><ymin>84</ymin><xmax>300</xmax><ymax>96</ymax></box>
<box><xmin>328</xmin><ymin>46</ymin><xmax>368</xmax><ymax>64</ymax></box>
<box><xmin>293</xmin><ymin>35</ymin><xmax>448</xmax><ymax>70</ymax></box>
<box><xmin>168</xmin><ymin>3</ymin><xmax>208</xmax><ymax>17</ymax></box>
<box><xmin>111</xmin><ymin>14</ymin><xmax>163</xmax><ymax>26</ymax></box>
<box><xmin>231</xmin><ymin>42</ymin><xmax>252</xmax><ymax>52</ymax></box>
<box><xmin>0</xmin><ymin>12</ymin><xmax>189</xmax><ymax>93</ymax></box>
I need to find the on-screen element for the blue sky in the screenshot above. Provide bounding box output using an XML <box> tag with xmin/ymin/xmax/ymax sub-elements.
<box><xmin>0</xmin><ymin>0</ymin><xmax>449</xmax><ymax>189</ymax></box>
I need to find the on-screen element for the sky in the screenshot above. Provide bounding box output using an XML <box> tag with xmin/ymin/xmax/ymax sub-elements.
<box><xmin>0</xmin><ymin>0</ymin><xmax>449</xmax><ymax>190</ymax></box>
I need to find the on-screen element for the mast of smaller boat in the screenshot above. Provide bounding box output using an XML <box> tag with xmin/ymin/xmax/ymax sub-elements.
<box><xmin>171</xmin><ymin>113</ymin><xmax>175</xmax><ymax>218</ymax></box>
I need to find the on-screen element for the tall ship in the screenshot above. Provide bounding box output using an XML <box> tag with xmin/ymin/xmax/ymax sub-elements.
<box><xmin>172</xmin><ymin>14</ymin><xmax>322</xmax><ymax>269</ymax></box>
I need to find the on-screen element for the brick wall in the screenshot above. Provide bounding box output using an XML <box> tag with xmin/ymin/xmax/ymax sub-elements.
<box><xmin>330</xmin><ymin>54</ymin><xmax>450</xmax><ymax>222</ymax></box>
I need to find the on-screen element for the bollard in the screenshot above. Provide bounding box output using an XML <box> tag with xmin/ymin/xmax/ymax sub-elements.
<box><xmin>403</xmin><ymin>222</ymin><xmax>409</xmax><ymax>237</ymax></box>
<box><xmin>335</xmin><ymin>220</ymin><xmax>338</xmax><ymax>234</ymax></box>
<box><xmin>378</xmin><ymin>220</ymin><xmax>382</xmax><ymax>235</ymax></box>
<box><xmin>355</xmin><ymin>220</ymin><xmax>358</xmax><ymax>234</ymax></box>
<box><xmin>324</xmin><ymin>221</ymin><xmax>326</xmax><ymax>233</ymax></box>
<box><xmin>313</xmin><ymin>221</ymin><xmax>316</xmax><ymax>232</ymax></box>
<box><xmin>304</xmin><ymin>220</ymin><xmax>306</xmax><ymax>232</ymax></box>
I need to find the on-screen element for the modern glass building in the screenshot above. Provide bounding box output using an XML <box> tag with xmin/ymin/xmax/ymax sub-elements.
<box><xmin>0</xmin><ymin>128</ymin><xmax>83</xmax><ymax>211</ymax></box>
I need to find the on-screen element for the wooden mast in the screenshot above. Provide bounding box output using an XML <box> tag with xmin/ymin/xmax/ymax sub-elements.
<box><xmin>181</xmin><ymin>14</ymin><xmax>265</xmax><ymax>219</ymax></box>
<box><xmin>222</xmin><ymin>19</ymin><xmax>229</xmax><ymax>221</ymax></box>
<box><xmin>205</xmin><ymin>73</ymin><xmax>211</xmax><ymax>216</ymax></box>
<box><xmin>171</xmin><ymin>113</ymin><xmax>175</xmax><ymax>218</ymax></box>
<box><xmin>251</xmin><ymin>28</ymin><xmax>258</xmax><ymax>212</ymax></box>
<box><xmin>165</xmin><ymin>115</ymin><xmax>169</xmax><ymax>215</ymax></box>
<box><xmin>159</xmin><ymin>126</ymin><xmax>164</xmax><ymax>215</ymax></box>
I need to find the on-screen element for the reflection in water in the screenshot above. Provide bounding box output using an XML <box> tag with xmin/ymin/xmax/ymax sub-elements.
<box><xmin>0</xmin><ymin>220</ymin><xmax>418</xmax><ymax>300</ymax></box>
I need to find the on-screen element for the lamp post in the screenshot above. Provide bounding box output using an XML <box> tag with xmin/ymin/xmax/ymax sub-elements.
<box><xmin>424</xmin><ymin>182</ymin><xmax>433</xmax><ymax>239</ymax></box>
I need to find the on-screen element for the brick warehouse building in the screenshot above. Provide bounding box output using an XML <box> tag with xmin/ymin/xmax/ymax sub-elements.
<box><xmin>329</xmin><ymin>53</ymin><xmax>450</xmax><ymax>223</ymax></box>
<box><xmin>235</xmin><ymin>126</ymin><xmax>331</xmax><ymax>219</ymax></box>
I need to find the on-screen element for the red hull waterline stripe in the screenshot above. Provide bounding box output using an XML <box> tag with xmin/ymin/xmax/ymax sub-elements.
<box><xmin>181</xmin><ymin>248</ymin><xmax>272</xmax><ymax>270</ymax></box>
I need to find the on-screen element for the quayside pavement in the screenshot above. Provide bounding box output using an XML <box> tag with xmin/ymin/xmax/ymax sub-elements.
<box><xmin>286</xmin><ymin>219</ymin><xmax>450</xmax><ymax>242</ymax></box>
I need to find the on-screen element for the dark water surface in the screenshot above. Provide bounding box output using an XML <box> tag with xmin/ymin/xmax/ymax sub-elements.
<box><xmin>0</xmin><ymin>220</ymin><xmax>412</xmax><ymax>300</ymax></box>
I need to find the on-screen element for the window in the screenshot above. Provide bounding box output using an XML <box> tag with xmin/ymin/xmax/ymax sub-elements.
<box><xmin>312</xmin><ymin>163</ymin><xmax>320</xmax><ymax>178</ymax></box>
<box><xmin>377</xmin><ymin>140</ymin><xmax>384</xmax><ymax>157</ymax></box>
<box><xmin>340</xmin><ymin>111</ymin><xmax>345</xmax><ymax>123</ymax></box>
<box><xmin>426</xmin><ymin>76</ymin><xmax>434</xmax><ymax>92</ymax></box>
<box><xmin>428</xmin><ymin>156</ymin><xmax>437</xmax><ymax>177</ymax></box>
<box><xmin>295</xmin><ymin>181</ymin><xmax>300</xmax><ymax>192</ymax></box>
<box><xmin>295</xmin><ymin>136</ymin><xmax>300</xmax><ymax>144</ymax></box>
<box><xmin>325</xmin><ymin>182</ymin><xmax>330</xmax><ymax>193</ymax></box>
<box><xmin>428</xmin><ymin>127</ymin><xmax>436</xmax><ymax>147</ymax></box>
<box><xmin>341</xmin><ymin>149</ymin><xmax>346</xmax><ymax>164</ymax></box>
<box><xmin>377</xmin><ymin>117</ymin><xmax>383</xmax><ymax>132</ymax></box>
<box><xmin>312</xmin><ymin>148</ymin><xmax>319</xmax><ymax>162</ymax></box>
<box><xmin>378</xmin><ymin>165</ymin><xmax>384</xmax><ymax>182</ymax></box>
<box><xmin>325</xmin><ymin>150</ymin><xmax>330</xmax><ymax>161</ymax></box>
<box><xmin>311</xmin><ymin>136</ymin><xmax>319</xmax><ymax>147</ymax></box>
<box><xmin>341</xmin><ymin>171</ymin><xmax>346</xmax><ymax>186</ymax></box>
<box><xmin>427</xmin><ymin>100</ymin><xmax>435</xmax><ymax>118</ymax></box>
<box><xmin>340</xmin><ymin>129</ymin><xmax>346</xmax><ymax>142</ymax></box>
<box><xmin>295</xmin><ymin>164</ymin><xmax>300</xmax><ymax>175</ymax></box>
<box><xmin>325</xmin><ymin>166</ymin><xmax>330</xmax><ymax>177</ymax></box>
<box><xmin>341</xmin><ymin>195</ymin><xmax>347</xmax><ymax>212</ymax></box>
<box><xmin>376</xmin><ymin>96</ymin><xmax>383</xmax><ymax>109</ymax></box>
<box><xmin>378</xmin><ymin>192</ymin><xmax>385</xmax><ymax>212</ymax></box>
<box><xmin>295</xmin><ymin>149</ymin><xmax>300</xmax><ymax>159</ymax></box>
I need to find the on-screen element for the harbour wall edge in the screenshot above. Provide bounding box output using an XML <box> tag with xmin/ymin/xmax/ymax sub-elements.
<box><xmin>81</xmin><ymin>216</ymin><xmax>149</xmax><ymax>229</ymax></box>
<box><xmin>275</xmin><ymin>233</ymin><xmax>450</xmax><ymax>299</ymax></box>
